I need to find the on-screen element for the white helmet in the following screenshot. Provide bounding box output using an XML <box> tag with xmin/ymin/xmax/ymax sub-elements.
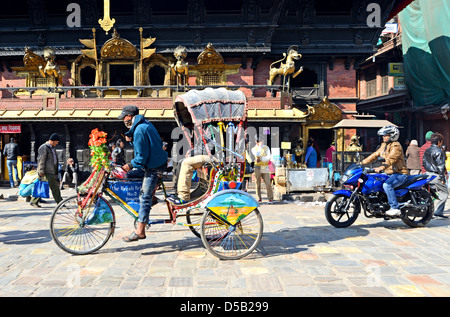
<box><xmin>377</xmin><ymin>125</ymin><xmax>399</xmax><ymax>142</ymax></box>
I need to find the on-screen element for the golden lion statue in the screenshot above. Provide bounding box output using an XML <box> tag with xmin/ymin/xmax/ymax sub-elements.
<box><xmin>170</xmin><ymin>45</ymin><xmax>189</xmax><ymax>86</ymax></box>
<box><xmin>268</xmin><ymin>45</ymin><xmax>303</xmax><ymax>89</ymax></box>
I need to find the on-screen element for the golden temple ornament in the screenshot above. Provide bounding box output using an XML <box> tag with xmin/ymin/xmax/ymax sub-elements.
<box><xmin>268</xmin><ymin>45</ymin><xmax>303</xmax><ymax>91</ymax></box>
<box><xmin>98</xmin><ymin>0</ymin><xmax>115</xmax><ymax>34</ymax></box>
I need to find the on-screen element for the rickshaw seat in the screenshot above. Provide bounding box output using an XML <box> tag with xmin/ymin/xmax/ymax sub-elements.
<box><xmin>190</xmin><ymin>162</ymin><xmax>214</xmax><ymax>200</ymax></box>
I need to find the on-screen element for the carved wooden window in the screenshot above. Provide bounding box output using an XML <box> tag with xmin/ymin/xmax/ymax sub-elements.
<box><xmin>80</xmin><ymin>66</ymin><xmax>96</xmax><ymax>86</ymax></box>
<box><xmin>148</xmin><ymin>65</ymin><xmax>165</xmax><ymax>85</ymax></box>
<box><xmin>365</xmin><ymin>67</ymin><xmax>377</xmax><ymax>98</ymax></box>
<box><xmin>109</xmin><ymin>64</ymin><xmax>134</xmax><ymax>86</ymax></box>
<box><xmin>380</xmin><ymin>65</ymin><xmax>389</xmax><ymax>95</ymax></box>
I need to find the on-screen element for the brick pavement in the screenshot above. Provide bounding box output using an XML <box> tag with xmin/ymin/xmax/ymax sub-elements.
<box><xmin>0</xmin><ymin>186</ymin><xmax>449</xmax><ymax>298</ymax></box>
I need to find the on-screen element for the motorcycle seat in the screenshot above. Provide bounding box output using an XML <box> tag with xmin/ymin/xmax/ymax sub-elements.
<box><xmin>395</xmin><ymin>174</ymin><xmax>428</xmax><ymax>189</ymax></box>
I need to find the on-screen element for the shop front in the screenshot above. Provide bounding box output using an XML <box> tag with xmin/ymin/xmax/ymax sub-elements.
<box><xmin>0</xmin><ymin>124</ymin><xmax>23</xmax><ymax>183</ymax></box>
<box><xmin>273</xmin><ymin>97</ymin><xmax>344</xmax><ymax>197</ymax></box>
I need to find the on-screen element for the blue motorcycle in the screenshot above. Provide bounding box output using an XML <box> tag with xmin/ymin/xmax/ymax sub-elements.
<box><xmin>325</xmin><ymin>162</ymin><xmax>436</xmax><ymax>228</ymax></box>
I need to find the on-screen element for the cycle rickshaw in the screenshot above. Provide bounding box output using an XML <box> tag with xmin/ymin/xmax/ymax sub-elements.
<box><xmin>50</xmin><ymin>88</ymin><xmax>263</xmax><ymax>260</ymax></box>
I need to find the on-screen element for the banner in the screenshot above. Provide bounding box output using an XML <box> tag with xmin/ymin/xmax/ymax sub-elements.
<box><xmin>0</xmin><ymin>124</ymin><xmax>21</xmax><ymax>133</ymax></box>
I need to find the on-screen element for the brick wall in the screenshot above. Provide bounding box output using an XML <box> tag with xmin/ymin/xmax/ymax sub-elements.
<box><xmin>327</xmin><ymin>59</ymin><xmax>357</xmax><ymax>99</ymax></box>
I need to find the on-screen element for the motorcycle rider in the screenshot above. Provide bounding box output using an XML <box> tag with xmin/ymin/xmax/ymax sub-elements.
<box><xmin>361</xmin><ymin>125</ymin><xmax>409</xmax><ymax>216</ymax></box>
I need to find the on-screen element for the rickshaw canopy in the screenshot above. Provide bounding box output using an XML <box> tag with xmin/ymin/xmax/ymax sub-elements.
<box><xmin>174</xmin><ymin>88</ymin><xmax>247</xmax><ymax>128</ymax></box>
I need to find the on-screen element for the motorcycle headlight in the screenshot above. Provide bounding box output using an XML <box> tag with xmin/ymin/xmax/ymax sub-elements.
<box><xmin>340</xmin><ymin>175</ymin><xmax>349</xmax><ymax>184</ymax></box>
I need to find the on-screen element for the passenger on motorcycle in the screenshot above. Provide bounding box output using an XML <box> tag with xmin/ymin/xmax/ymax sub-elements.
<box><xmin>361</xmin><ymin>125</ymin><xmax>409</xmax><ymax>216</ymax></box>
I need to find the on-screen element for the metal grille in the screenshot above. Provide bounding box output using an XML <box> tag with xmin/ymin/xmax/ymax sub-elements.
<box><xmin>35</xmin><ymin>77</ymin><xmax>48</xmax><ymax>87</ymax></box>
<box><xmin>201</xmin><ymin>75</ymin><xmax>220</xmax><ymax>86</ymax></box>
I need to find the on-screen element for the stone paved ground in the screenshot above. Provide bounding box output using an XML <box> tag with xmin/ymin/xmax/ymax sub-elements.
<box><xmin>0</xmin><ymin>186</ymin><xmax>449</xmax><ymax>298</ymax></box>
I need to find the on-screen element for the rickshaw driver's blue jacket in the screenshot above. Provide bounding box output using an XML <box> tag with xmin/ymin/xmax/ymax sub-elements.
<box><xmin>125</xmin><ymin>114</ymin><xmax>168</xmax><ymax>170</ymax></box>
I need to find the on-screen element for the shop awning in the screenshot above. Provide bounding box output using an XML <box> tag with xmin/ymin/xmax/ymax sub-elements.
<box><xmin>0</xmin><ymin>109</ymin><xmax>175</xmax><ymax>121</ymax></box>
<box><xmin>0</xmin><ymin>107</ymin><xmax>308</xmax><ymax>122</ymax></box>
<box><xmin>333</xmin><ymin>119</ymin><xmax>397</xmax><ymax>129</ymax></box>
<box><xmin>247</xmin><ymin>108</ymin><xmax>308</xmax><ymax>121</ymax></box>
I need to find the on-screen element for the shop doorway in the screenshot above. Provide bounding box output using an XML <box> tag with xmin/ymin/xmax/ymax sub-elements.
<box><xmin>308</xmin><ymin>128</ymin><xmax>333</xmax><ymax>163</ymax></box>
<box><xmin>1</xmin><ymin>133</ymin><xmax>23</xmax><ymax>184</ymax></box>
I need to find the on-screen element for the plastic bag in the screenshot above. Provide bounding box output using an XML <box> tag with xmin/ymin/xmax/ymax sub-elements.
<box><xmin>85</xmin><ymin>199</ymin><xmax>113</xmax><ymax>225</ymax></box>
<box><xmin>32</xmin><ymin>180</ymin><xmax>49</xmax><ymax>198</ymax></box>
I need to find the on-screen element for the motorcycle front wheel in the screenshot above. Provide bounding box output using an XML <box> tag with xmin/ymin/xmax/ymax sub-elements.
<box><xmin>325</xmin><ymin>194</ymin><xmax>360</xmax><ymax>228</ymax></box>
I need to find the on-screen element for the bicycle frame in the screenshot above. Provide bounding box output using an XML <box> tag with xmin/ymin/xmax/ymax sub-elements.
<box><xmin>85</xmin><ymin>163</ymin><xmax>232</xmax><ymax>228</ymax></box>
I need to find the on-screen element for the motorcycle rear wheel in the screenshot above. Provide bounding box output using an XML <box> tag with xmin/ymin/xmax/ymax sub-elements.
<box><xmin>325</xmin><ymin>194</ymin><xmax>360</xmax><ymax>228</ymax></box>
<box><xmin>401</xmin><ymin>190</ymin><xmax>434</xmax><ymax>228</ymax></box>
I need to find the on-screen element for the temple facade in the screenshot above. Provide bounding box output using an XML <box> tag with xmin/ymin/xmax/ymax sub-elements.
<box><xmin>0</xmin><ymin>0</ymin><xmax>399</xmax><ymax>182</ymax></box>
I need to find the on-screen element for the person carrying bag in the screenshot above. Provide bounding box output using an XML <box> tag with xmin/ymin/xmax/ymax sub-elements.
<box><xmin>30</xmin><ymin>133</ymin><xmax>62</xmax><ymax>208</ymax></box>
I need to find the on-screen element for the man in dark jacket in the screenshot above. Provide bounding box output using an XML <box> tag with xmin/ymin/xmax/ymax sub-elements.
<box><xmin>3</xmin><ymin>137</ymin><xmax>20</xmax><ymax>187</ymax></box>
<box><xmin>118</xmin><ymin>105</ymin><xmax>168</xmax><ymax>242</ymax></box>
<box><xmin>423</xmin><ymin>132</ymin><xmax>448</xmax><ymax>218</ymax></box>
<box><xmin>30</xmin><ymin>133</ymin><xmax>62</xmax><ymax>207</ymax></box>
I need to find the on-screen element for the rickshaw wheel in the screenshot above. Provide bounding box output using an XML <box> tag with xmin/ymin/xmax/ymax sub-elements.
<box><xmin>186</xmin><ymin>208</ymin><xmax>206</xmax><ymax>239</ymax></box>
<box><xmin>50</xmin><ymin>195</ymin><xmax>115</xmax><ymax>255</ymax></box>
<box><xmin>200</xmin><ymin>208</ymin><xmax>263</xmax><ymax>260</ymax></box>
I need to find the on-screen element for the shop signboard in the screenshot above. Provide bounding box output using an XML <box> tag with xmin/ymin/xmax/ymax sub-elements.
<box><xmin>393</xmin><ymin>77</ymin><xmax>407</xmax><ymax>90</ymax></box>
<box><xmin>388</xmin><ymin>63</ymin><xmax>404</xmax><ymax>77</ymax></box>
<box><xmin>0</xmin><ymin>124</ymin><xmax>21</xmax><ymax>133</ymax></box>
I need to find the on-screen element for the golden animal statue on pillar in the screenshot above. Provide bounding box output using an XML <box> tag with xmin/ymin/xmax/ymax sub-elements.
<box><xmin>170</xmin><ymin>46</ymin><xmax>189</xmax><ymax>86</ymax></box>
<box><xmin>36</xmin><ymin>47</ymin><xmax>63</xmax><ymax>86</ymax></box>
<box><xmin>267</xmin><ymin>45</ymin><xmax>303</xmax><ymax>90</ymax></box>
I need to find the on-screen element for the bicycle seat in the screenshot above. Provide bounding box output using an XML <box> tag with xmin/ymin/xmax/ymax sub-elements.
<box><xmin>394</xmin><ymin>174</ymin><xmax>428</xmax><ymax>190</ymax></box>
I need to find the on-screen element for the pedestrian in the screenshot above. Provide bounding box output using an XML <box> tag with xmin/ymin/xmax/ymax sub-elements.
<box><xmin>60</xmin><ymin>158</ymin><xmax>79</xmax><ymax>189</ymax></box>
<box><xmin>419</xmin><ymin>131</ymin><xmax>433</xmax><ymax>173</ymax></box>
<box><xmin>362</xmin><ymin>125</ymin><xmax>408</xmax><ymax>216</ymax></box>
<box><xmin>309</xmin><ymin>136</ymin><xmax>321</xmax><ymax>167</ymax></box>
<box><xmin>325</xmin><ymin>142</ymin><xmax>336</xmax><ymax>184</ymax></box>
<box><xmin>241</xmin><ymin>143</ymin><xmax>253</xmax><ymax>192</ymax></box>
<box><xmin>405</xmin><ymin>139</ymin><xmax>421</xmax><ymax>175</ymax></box>
<box><xmin>30</xmin><ymin>133</ymin><xmax>62</xmax><ymax>207</ymax></box>
<box><xmin>423</xmin><ymin>132</ymin><xmax>448</xmax><ymax>219</ymax></box>
<box><xmin>304</xmin><ymin>140</ymin><xmax>317</xmax><ymax>168</ymax></box>
<box><xmin>251</xmin><ymin>137</ymin><xmax>273</xmax><ymax>204</ymax></box>
<box><xmin>118</xmin><ymin>105</ymin><xmax>168</xmax><ymax>242</ymax></box>
<box><xmin>3</xmin><ymin>137</ymin><xmax>20</xmax><ymax>187</ymax></box>
<box><xmin>444</xmin><ymin>145</ymin><xmax>450</xmax><ymax>189</ymax></box>
<box><xmin>111</xmin><ymin>139</ymin><xmax>126</xmax><ymax>166</ymax></box>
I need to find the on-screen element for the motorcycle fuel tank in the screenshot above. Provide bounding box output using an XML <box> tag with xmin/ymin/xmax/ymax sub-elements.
<box><xmin>361</xmin><ymin>173</ymin><xmax>389</xmax><ymax>194</ymax></box>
